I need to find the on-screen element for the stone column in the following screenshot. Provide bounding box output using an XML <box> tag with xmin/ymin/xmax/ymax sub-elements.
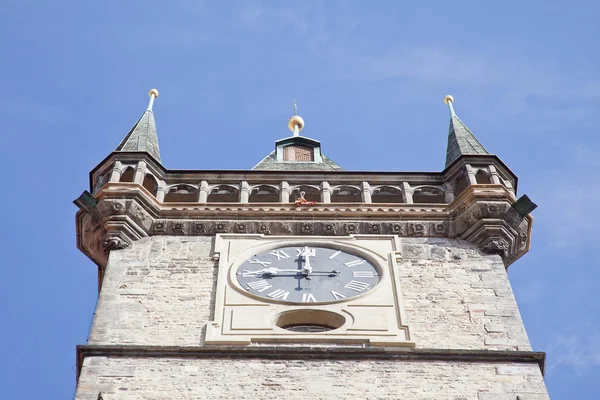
<box><xmin>401</xmin><ymin>182</ymin><xmax>413</xmax><ymax>204</ymax></box>
<box><xmin>156</xmin><ymin>183</ymin><xmax>167</xmax><ymax>202</ymax></box>
<box><xmin>321</xmin><ymin>181</ymin><xmax>332</xmax><ymax>204</ymax></box>
<box><xmin>199</xmin><ymin>181</ymin><xmax>210</xmax><ymax>203</ymax></box>
<box><xmin>240</xmin><ymin>181</ymin><xmax>250</xmax><ymax>203</ymax></box>
<box><xmin>504</xmin><ymin>180</ymin><xmax>516</xmax><ymax>198</ymax></box>
<box><xmin>443</xmin><ymin>182</ymin><xmax>455</xmax><ymax>204</ymax></box>
<box><xmin>280</xmin><ymin>181</ymin><xmax>290</xmax><ymax>203</ymax></box>
<box><xmin>465</xmin><ymin>164</ymin><xmax>478</xmax><ymax>185</ymax></box>
<box><xmin>488</xmin><ymin>165</ymin><xmax>502</xmax><ymax>184</ymax></box>
<box><xmin>109</xmin><ymin>161</ymin><xmax>123</xmax><ymax>183</ymax></box>
<box><xmin>361</xmin><ymin>182</ymin><xmax>372</xmax><ymax>204</ymax></box>
<box><xmin>133</xmin><ymin>161</ymin><xmax>147</xmax><ymax>185</ymax></box>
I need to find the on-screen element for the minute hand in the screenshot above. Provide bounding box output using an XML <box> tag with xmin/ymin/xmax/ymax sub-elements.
<box><xmin>268</xmin><ymin>269</ymin><xmax>339</xmax><ymax>274</ymax></box>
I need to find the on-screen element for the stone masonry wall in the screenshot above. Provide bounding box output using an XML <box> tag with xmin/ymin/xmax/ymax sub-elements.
<box><xmin>75</xmin><ymin>357</ymin><xmax>548</xmax><ymax>400</ymax></box>
<box><xmin>89</xmin><ymin>236</ymin><xmax>216</xmax><ymax>346</ymax></box>
<box><xmin>88</xmin><ymin>235</ymin><xmax>532</xmax><ymax>351</ymax></box>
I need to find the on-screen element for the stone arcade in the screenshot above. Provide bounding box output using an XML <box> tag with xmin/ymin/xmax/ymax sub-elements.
<box><xmin>73</xmin><ymin>91</ymin><xmax>549</xmax><ymax>399</ymax></box>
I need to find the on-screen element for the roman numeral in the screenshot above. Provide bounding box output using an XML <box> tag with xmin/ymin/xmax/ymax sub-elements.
<box><xmin>242</xmin><ymin>269</ymin><xmax>259</xmax><ymax>277</ymax></box>
<box><xmin>344</xmin><ymin>259</ymin><xmax>365</xmax><ymax>267</ymax></box>
<box><xmin>247</xmin><ymin>280</ymin><xmax>272</xmax><ymax>292</ymax></box>
<box><xmin>344</xmin><ymin>280</ymin><xmax>370</xmax><ymax>292</ymax></box>
<box><xmin>296</xmin><ymin>247</ymin><xmax>315</xmax><ymax>256</ymax></box>
<box><xmin>301</xmin><ymin>293</ymin><xmax>317</xmax><ymax>302</ymax></box>
<box><xmin>331</xmin><ymin>291</ymin><xmax>346</xmax><ymax>300</ymax></box>
<box><xmin>329</xmin><ymin>250</ymin><xmax>341</xmax><ymax>259</ymax></box>
<box><xmin>249</xmin><ymin>258</ymin><xmax>271</xmax><ymax>267</ymax></box>
<box><xmin>269</xmin><ymin>250</ymin><xmax>290</xmax><ymax>260</ymax></box>
<box><xmin>267</xmin><ymin>289</ymin><xmax>290</xmax><ymax>300</ymax></box>
<box><xmin>353</xmin><ymin>271</ymin><xmax>374</xmax><ymax>278</ymax></box>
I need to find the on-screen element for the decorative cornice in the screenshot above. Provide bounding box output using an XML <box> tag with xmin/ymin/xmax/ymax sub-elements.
<box><xmin>76</xmin><ymin>344</ymin><xmax>546</xmax><ymax>382</ymax></box>
<box><xmin>75</xmin><ymin>181</ymin><xmax>531</xmax><ymax>276</ymax></box>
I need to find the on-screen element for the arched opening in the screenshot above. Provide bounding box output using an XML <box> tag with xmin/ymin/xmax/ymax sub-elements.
<box><xmin>331</xmin><ymin>186</ymin><xmax>362</xmax><ymax>202</ymax></box>
<box><xmin>412</xmin><ymin>186</ymin><xmax>446</xmax><ymax>204</ymax></box>
<box><xmin>249</xmin><ymin>185</ymin><xmax>279</xmax><ymax>203</ymax></box>
<box><xmin>142</xmin><ymin>174</ymin><xmax>158</xmax><ymax>197</ymax></box>
<box><xmin>475</xmin><ymin>170</ymin><xmax>491</xmax><ymax>184</ymax></box>
<box><xmin>274</xmin><ymin>309</ymin><xmax>345</xmax><ymax>332</ymax></box>
<box><xmin>119</xmin><ymin>167</ymin><xmax>135</xmax><ymax>183</ymax></box>
<box><xmin>290</xmin><ymin>186</ymin><xmax>320</xmax><ymax>203</ymax></box>
<box><xmin>372</xmin><ymin>186</ymin><xmax>403</xmax><ymax>203</ymax></box>
<box><xmin>207</xmin><ymin>185</ymin><xmax>239</xmax><ymax>202</ymax></box>
<box><xmin>454</xmin><ymin>176</ymin><xmax>469</xmax><ymax>197</ymax></box>
<box><xmin>164</xmin><ymin>184</ymin><xmax>199</xmax><ymax>202</ymax></box>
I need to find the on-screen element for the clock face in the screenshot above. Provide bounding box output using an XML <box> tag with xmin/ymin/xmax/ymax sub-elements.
<box><xmin>235</xmin><ymin>246</ymin><xmax>380</xmax><ymax>303</ymax></box>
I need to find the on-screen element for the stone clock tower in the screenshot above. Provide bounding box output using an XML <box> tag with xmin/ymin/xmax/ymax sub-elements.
<box><xmin>73</xmin><ymin>91</ymin><xmax>549</xmax><ymax>399</ymax></box>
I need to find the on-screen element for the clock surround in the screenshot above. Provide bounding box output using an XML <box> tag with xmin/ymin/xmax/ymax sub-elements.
<box><xmin>206</xmin><ymin>233</ymin><xmax>414</xmax><ymax>347</ymax></box>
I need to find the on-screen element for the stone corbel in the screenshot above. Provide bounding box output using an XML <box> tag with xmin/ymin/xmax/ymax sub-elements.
<box><xmin>76</xmin><ymin>196</ymin><xmax>151</xmax><ymax>272</ymax></box>
<box><xmin>452</xmin><ymin>186</ymin><xmax>532</xmax><ymax>267</ymax></box>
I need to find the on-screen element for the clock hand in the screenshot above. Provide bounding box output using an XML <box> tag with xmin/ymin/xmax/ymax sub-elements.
<box><xmin>300</xmin><ymin>246</ymin><xmax>314</xmax><ymax>275</ymax></box>
<box><xmin>244</xmin><ymin>267</ymin><xmax>305</xmax><ymax>276</ymax></box>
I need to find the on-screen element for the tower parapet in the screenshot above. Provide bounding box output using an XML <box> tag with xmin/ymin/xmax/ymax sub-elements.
<box><xmin>75</xmin><ymin>93</ymin><xmax>532</xmax><ymax>285</ymax></box>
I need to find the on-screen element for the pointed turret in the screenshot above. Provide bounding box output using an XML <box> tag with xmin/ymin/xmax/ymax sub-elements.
<box><xmin>444</xmin><ymin>95</ymin><xmax>488</xmax><ymax>168</ymax></box>
<box><xmin>116</xmin><ymin>89</ymin><xmax>161</xmax><ymax>162</ymax></box>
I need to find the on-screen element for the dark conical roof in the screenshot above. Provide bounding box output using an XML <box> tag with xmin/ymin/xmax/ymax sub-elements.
<box><xmin>445</xmin><ymin>115</ymin><xmax>488</xmax><ymax>167</ymax></box>
<box><xmin>116</xmin><ymin>109</ymin><xmax>161</xmax><ymax>162</ymax></box>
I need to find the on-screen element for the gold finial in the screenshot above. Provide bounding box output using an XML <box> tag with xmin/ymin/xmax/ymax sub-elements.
<box><xmin>147</xmin><ymin>88</ymin><xmax>159</xmax><ymax>111</ymax></box>
<box><xmin>288</xmin><ymin>100</ymin><xmax>304</xmax><ymax>136</ymax></box>
<box><xmin>444</xmin><ymin>94</ymin><xmax>456</xmax><ymax>117</ymax></box>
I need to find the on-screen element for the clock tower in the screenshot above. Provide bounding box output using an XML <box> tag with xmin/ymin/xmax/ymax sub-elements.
<box><xmin>73</xmin><ymin>91</ymin><xmax>549</xmax><ymax>399</ymax></box>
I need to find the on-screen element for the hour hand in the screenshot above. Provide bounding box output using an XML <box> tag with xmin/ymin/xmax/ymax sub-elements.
<box><xmin>243</xmin><ymin>267</ymin><xmax>301</xmax><ymax>277</ymax></box>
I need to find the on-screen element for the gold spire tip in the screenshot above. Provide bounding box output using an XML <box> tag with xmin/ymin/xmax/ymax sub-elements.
<box><xmin>149</xmin><ymin>88</ymin><xmax>159</xmax><ymax>98</ymax></box>
<box><xmin>444</xmin><ymin>95</ymin><xmax>454</xmax><ymax>104</ymax></box>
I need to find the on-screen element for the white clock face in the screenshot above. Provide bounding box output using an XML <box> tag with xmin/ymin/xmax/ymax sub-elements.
<box><xmin>235</xmin><ymin>246</ymin><xmax>380</xmax><ymax>303</ymax></box>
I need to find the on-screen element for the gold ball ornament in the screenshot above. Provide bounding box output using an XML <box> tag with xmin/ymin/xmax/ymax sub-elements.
<box><xmin>288</xmin><ymin>115</ymin><xmax>305</xmax><ymax>132</ymax></box>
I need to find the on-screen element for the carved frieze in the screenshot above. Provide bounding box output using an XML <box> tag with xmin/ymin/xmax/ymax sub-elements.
<box><xmin>322</xmin><ymin>222</ymin><xmax>336</xmax><ymax>235</ymax></box>
<box><xmin>300</xmin><ymin>222</ymin><xmax>315</xmax><ymax>235</ymax></box>
<box><xmin>367</xmin><ymin>223</ymin><xmax>382</xmax><ymax>234</ymax></box>
<box><xmin>344</xmin><ymin>223</ymin><xmax>359</xmax><ymax>235</ymax></box>
<box><xmin>234</xmin><ymin>223</ymin><xmax>248</xmax><ymax>234</ymax></box>
<box><xmin>75</xmin><ymin>182</ymin><xmax>532</xmax><ymax>272</ymax></box>
<box><xmin>409</xmin><ymin>222</ymin><xmax>427</xmax><ymax>237</ymax></box>
<box><xmin>192</xmin><ymin>222</ymin><xmax>206</xmax><ymax>234</ymax></box>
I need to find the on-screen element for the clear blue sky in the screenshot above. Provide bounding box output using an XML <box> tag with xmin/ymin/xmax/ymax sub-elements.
<box><xmin>1</xmin><ymin>1</ymin><xmax>598</xmax><ymax>398</ymax></box>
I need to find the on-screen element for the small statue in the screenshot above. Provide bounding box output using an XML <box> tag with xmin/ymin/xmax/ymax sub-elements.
<box><xmin>294</xmin><ymin>191</ymin><xmax>316</xmax><ymax>206</ymax></box>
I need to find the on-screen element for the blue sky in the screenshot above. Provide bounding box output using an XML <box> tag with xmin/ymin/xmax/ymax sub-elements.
<box><xmin>1</xmin><ymin>1</ymin><xmax>598</xmax><ymax>398</ymax></box>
